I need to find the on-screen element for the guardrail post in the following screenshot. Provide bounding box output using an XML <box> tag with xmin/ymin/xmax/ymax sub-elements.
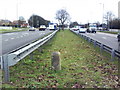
<box><xmin>86</xmin><ymin>37</ymin><xmax>88</xmax><ymax>41</ymax></box>
<box><xmin>118</xmin><ymin>42</ymin><xmax>120</xmax><ymax>51</ymax></box>
<box><xmin>87</xmin><ymin>37</ymin><xmax>88</xmax><ymax>40</ymax></box>
<box><xmin>82</xmin><ymin>35</ymin><xmax>84</xmax><ymax>38</ymax></box>
<box><xmin>79</xmin><ymin>34</ymin><xmax>82</xmax><ymax>37</ymax></box>
<box><xmin>88</xmin><ymin>38</ymin><xmax>91</xmax><ymax>43</ymax></box>
<box><xmin>38</xmin><ymin>48</ymin><xmax>43</xmax><ymax>53</ymax></box>
<box><xmin>81</xmin><ymin>35</ymin><xmax>83</xmax><ymax>38</ymax></box>
<box><xmin>2</xmin><ymin>54</ymin><xmax>10</xmax><ymax>82</ymax></box>
<box><xmin>30</xmin><ymin>53</ymin><xmax>33</xmax><ymax>60</ymax></box>
<box><xmin>84</xmin><ymin>36</ymin><xmax>86</xmax><ymax>40</ymax></box>
<box><xmin>0</xmin><ymin>56</ymin><xmax>3</xmax><ymax>69</ymax></box>
<box><xmin>94</xmin><ymin>41</ymin><xmax>96</xmax><ymax>47</ymax></box>
<box><xmin>111</xmin><ymin>49</ymin><xmax>115</xmax><ymax>61</ymax></box>
<box><xmin>100</xmin><ymin>44</ymin><xmax>103</xmax><ymax>55</ymax></box>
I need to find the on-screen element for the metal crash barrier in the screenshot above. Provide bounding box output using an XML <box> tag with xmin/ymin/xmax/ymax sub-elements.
<box><xmin>1</xmin><ymin>30</ymin><xmax>58</xmax><ymax>82</ymax></box>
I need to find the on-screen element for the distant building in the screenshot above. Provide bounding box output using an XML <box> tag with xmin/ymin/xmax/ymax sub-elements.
<box><xmin>0</xmin><ymin>19</ymin><xmax>28</xmax><ymax>27</ymax></box>
<box><xmin>0</xmin><ymin>19</ymin><xmax>12</xmax><ymax>26</ymax></box>
<box><xmin>12</xmin><ymin>20</ymin><xmax>19</xmax><ymax>26</ymax></box>
<box><xmin>118</xmin><ymin>1</ymin><xmax>120</xmax><ymax>18</ymax></box>
<box><xmin>12</xmin><ymin>20</ymin><xmax>28</xmax><ymax>27</ymax></box>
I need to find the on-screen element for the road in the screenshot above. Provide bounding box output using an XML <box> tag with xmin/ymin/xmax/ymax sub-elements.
<box><xmin>0</xmin><ymin>30</ymin><xmax>53</xmax><ymax>55</ymax></box>
<box><xmin>1</xmin><ymin>30</ymin><xmax>119</xmax><ymax>56</ymax></box>
<box><xmin>74</xmin><ymin>31</ymin><xmax>119</xmax><ymax>51</ymax></box>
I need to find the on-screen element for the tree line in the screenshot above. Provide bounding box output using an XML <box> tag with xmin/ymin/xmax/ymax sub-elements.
<box><xmin>104</xmin><ymin>11</ymin><xmax>120</xmax><ymax>29</ymax></box>
<box><xmin>109</xmin><ymin>18</ymin><xmax>120</xmax><ymax>29</ymax></box>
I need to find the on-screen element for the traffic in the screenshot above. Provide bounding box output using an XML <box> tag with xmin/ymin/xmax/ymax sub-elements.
<box><xmin>69</xmin><ymin>23</ymin><xmax>120</xmax><ymax>42</ymax></box>
<box><xmin>28</xmin><ymin>23</ymin><xmax>58</xmax><ymax>31</ymax></box>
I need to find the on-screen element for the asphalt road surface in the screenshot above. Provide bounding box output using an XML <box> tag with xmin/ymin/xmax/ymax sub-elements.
<box><xmin>74</xmin><ymin>31</ymin><xmax>120</xmax><ymax>51</ymax></box>
<box><xmin>0</xmin><ymin>30</ymin><xmax>53</xmax><ymax>56</ymax></box>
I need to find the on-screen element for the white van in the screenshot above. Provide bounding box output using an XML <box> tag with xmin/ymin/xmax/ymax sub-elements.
<box><xmin>49</xmin><ymin>23</ymin><xmax>57</xmax><ymax>30</ymax></box>
<box><xmin>87</xmin><ymin>23</ymin><xmax>97</xmax><ymax>33</ymax></box>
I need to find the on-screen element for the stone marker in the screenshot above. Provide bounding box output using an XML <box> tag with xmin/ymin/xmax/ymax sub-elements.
<box><xmin>51</xmin><ymin>52</ymin><xmax>61</xmax><ymax>70</ymax></box>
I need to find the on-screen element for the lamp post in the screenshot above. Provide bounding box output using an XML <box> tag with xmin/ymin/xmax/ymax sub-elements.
<box><xmin>16</xmin><ymin>0</ymin><xmax>19</xmax><ymax>28</ymax></box>
<box><xmin>99</xmin><ymin>3</ymin><xmax>104</xmax><ymax>30</ymax></box>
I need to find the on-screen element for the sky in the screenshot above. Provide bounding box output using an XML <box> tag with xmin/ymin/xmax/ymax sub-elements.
<box><xmin>0</xmin><ymin>0</ymin><xmax>120</xmax><ymax>24</ymax></box>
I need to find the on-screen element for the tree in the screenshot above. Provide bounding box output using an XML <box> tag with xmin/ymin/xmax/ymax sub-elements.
<box><xmin>104</xmin><ymin>11</ymin><xmax>114</xmax><ymax>30</ymax></box>
<box><xmin>109</xmin><ymin>18</ymin><xmax>120</xmax><ymax>29</ymax></box>
<box><xmin>18</xmin><ymin>16</ymin><xmax>26</xmax><ymax>27</ymax></box>
<box><xmin>56</xmin><ymin>9</ymin><xmax>70</xmax><ymax>30</ymax></box>
<box><xmin>19</xmin><ymin>16</ymin><xmax>25</xmax><ymax>21</ymax></box>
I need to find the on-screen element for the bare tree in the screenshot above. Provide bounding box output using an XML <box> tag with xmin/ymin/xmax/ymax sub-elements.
<box><xmin>56</xmin><ymin>9</ymin><xmax>70</xmax><ymax>30</ymax></box>
<box><xmin>19</xmin><ymin>16</ymin><xmax>25</xmax><ymax>21</ymax></box>
<box><xmin>104</xmin><ymin>11</ymin><xmax>115</xmax><ymax>30</ymax></box>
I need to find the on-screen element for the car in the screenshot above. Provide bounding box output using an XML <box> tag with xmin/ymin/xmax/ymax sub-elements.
<box><xmin>39</xmin><ymin>25</ymin><xmax>46</xmax><ymax>31</ymax></box>
<box><xmin>72</xmin><ymin>26</ymin><xmax>79</xmax><ymax>31</ymax></box>
<box><xmin>79</xmin><ymin>26</ymin><xmax>86</xmax><ymax>33</ymax></box>
<box><xmin>29</xmin><ymin>27</ymin><xmax>35</xmax><ymax>31</ymax></box>
<box><xmin>117</xmin><ymin>34</ymin><xmax>120</xmax><ymax>42</ymax></box>
<box><xmin>87</xmin><ymin>28</ymin><xmax>96</xmax><ymax>33</ymax></box>
<box><xmin>98</xmin><ymin>27</ymin><xmax>103</xmax><ymax>30</ymax></box>
<box><xmin>87</xmin><ymin>24</ymin><xmax>97</xmax><ymax>33</ymax></box>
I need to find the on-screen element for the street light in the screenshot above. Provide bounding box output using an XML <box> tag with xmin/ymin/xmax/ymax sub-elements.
<box><xmin>16</xmin><ymin>0</ymin><xmax>19</xmax><ymax>28</ymax></box>
<box><xmin>99</xmin><ymin>3</ymin><xmax>104</xmax><ymax>30</ymax></box>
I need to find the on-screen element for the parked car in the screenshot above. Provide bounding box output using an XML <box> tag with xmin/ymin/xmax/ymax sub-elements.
<box><xmin>79</xmin><ymin>26</ymin><xmax>86</xmax><ymax>33</ymax></box>
<box><xmin>117</xmin><ymin>34</ymin><xmax>120</xmax><ymax>42</ymax></box>
<box><xmin>39</xmin><ymin>25</ymin><xmax>46</xmax><ymax>31</ymax></box>
<box><xmin>29</xmin><ymin>27</ymin><xmax>35</xmax><ymax>31</ymax></box>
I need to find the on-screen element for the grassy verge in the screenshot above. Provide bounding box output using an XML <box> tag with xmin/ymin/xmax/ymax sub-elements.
<box><xmin>98</xmin><ymin>31</ymin><xmax>118</xmax><ymax>34</ymax></box>
<box><xmin>2</xmin><ymin>30</ymin><xmax>118</xmax><ymax>88</ymax></box>
<box><xmin>0</xmin><ymin>28</ymin><xmax>28</xmax><ymax>33</ymax></box>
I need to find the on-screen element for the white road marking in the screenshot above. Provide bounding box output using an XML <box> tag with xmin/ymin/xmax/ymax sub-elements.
<box><xmin>4</xmin><ymin>39</ymin><xmax>9</xmax><ymax>41</ymax></box>
<box><xmin>5</xmin><ymin>33</ymin><xmax>14</xmax><ymax>35</ymax></box>
<box><xmin>23</xmin><ymin>34</ymin><xmax>29</xmax><ymax>36</ymax></box>
<box><xmin>91</xmin><ymin>34</ymin><xmax>95</xmax><ymax>36</ymax></box>
<box><xmin>102</xmin><ymin>37</ymin><xmax>107</xmax><ymax>40</ymax></box>
<box><xmin>5</xmin><ymin>33</ymin><xmax>17</xmax><ymax>36</ymax></box>
<box><xmin>11</xmin><ymin>38</ymin><xmax>14</xmax><ymax>40</ymax></box>
<box><xmin>16</xmin><ymin>37</ymin><xmax>20</xmax><ymax>39</ymax></box>
<box><xmin>22</xmin><ymin>33</ymin><xmax>29</xmax><ymax>36</ymax></box>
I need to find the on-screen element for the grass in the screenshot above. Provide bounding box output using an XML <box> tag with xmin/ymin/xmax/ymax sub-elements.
<box><xmin>0</xmin><ymin>28</ymin><xmax>28</xmax><ymax>33</ymax></box>
<box><xmin>2</xmin><ymin>30</ymin><xmax>119</xmax><ymax>88</ymax></box>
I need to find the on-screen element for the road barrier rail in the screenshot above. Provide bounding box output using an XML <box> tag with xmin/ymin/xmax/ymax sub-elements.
<box><xmin>1</xmin><ymin>30</ymin><xmax>58</xmax><ymax>82</ymax></box>
<box><xmin>71</xmin><ymin>30</ymin><xmax>120</xmax><ymax>61</ymax></box>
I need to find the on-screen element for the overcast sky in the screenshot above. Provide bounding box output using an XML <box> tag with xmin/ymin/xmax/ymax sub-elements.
<box><xmin>0</xmin><ymin>0</ymin><xmax>119</xmax><ymax>24</ymax></box>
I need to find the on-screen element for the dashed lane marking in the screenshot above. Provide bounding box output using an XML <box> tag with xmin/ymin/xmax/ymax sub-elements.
<box><xmin>16</xmin><ymin>37</ymin><xmax>20</xmax><ymax>39</ymax></box>
<box><xmin>102</xmin><ymin>37</ymin><xmax>107</xmax><ymax>40</ymax></box>
<box><xmin>11</xmin><ymin>38</ymin><xmax>14</xmax><ymax>40</ymax></box>
<box><xmin>4</xmin><ymin>39</ymin><xmax>9</xmax><ymax>41</ymax></box>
